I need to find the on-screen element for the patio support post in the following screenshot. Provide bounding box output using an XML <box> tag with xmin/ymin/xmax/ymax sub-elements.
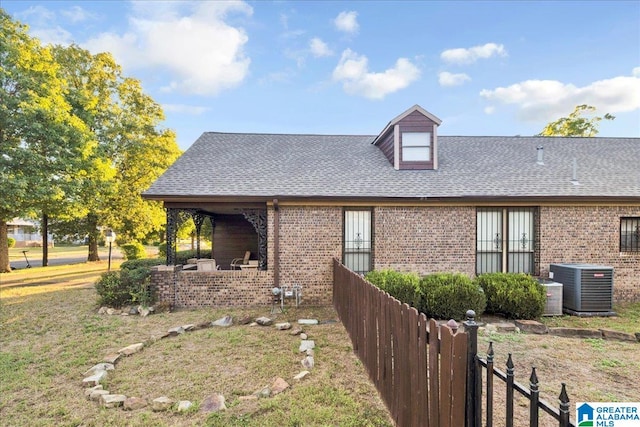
<box><xmin>192</xmin><ymin>212</ymin><xmax>206</xmax><ymax>258</ymax></box>
<box><xmin>166</xmin><ymin>208</ymin><xmax>178</xmax><ymax>265</ymax></box>
<box><xmin>242</xmin><ymin>209</ymin><xmax>267</xmax><ymax>270</ymax></box>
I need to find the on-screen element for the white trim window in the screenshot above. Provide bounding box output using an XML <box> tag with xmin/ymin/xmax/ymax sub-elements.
<box><xmin>401</xmin><ymin>132</ymin><xmax>431</xmax><ymax>162</ymax></box>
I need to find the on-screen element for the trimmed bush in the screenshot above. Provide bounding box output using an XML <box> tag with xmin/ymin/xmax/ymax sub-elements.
<box><xmin>7</xmin><ymin>237</ymin><xmax>16</xmax><ymax>248</ymax></box>
<box><xmin>365</xmin><ymin>269</ymin><xmax>419</xmax><ymax>304</ymax></box>
<box><xmin>120</xmin><ymin>267</ymin><xmax>157</xmax><ymax>307</ymax></box>
<box><xmin>95</xmin><ymin>271</ymin><xmax>131</xmax><ymax>308</ymax></box>
<box><xmin>414</xmin><ymin>273</ymin><xmax>486</xmax><ymax>320</ymax></box>
<box><xmin>121</xmin><ymin>258</ymin><xmax>164</xmax><ymax>271</ymax></box>
<box><xmin>475</xmin><ymin>273</ymin><xmax>546</xmax><ymax>319</ymax></box>
<box><xmin>120</xmin><ymin>242</ymin><xmax>147</xmax><ymax>260</ymax></box>
<box><xmin>175</xmin><ymin>249</ymin><xmax>212</xmax><ymax>265</ymax></box>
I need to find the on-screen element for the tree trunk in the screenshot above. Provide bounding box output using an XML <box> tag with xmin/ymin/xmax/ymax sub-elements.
<box><xmin>87</xmin><ymin>214</ymin><xmax>100</xmax><ymax>261</ymax></box>
<box><xmin>0</xmin><ymin>220</ymin><xmax>10</xmax><ymax>273</ymax></box>
<box><xmin>42</xmin><ymin>213</ymin><xmax>49</xmax><ymax>267</ymax></box>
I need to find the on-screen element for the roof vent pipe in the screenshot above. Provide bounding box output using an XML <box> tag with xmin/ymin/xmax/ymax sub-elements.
<box><xmin>571</xmin><ymin>158</ymin><xmax>580</xmax><ymax>185</ymax></box>
<box><xmin>536</xmin><ymin>146</ymin><xmax>544</xmax><ymax>165</ymax></box>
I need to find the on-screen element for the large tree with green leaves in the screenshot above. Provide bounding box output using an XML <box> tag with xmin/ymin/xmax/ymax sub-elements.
<box><xmin>538</xmin><ymin>104</ymin><xmax>615</xmax><ymax>137</ymax></box>
<box><xmin>50</xmin><ymin>45</ymin><xmax>181</xmax><ymax>261</ymax></box>
<box><xmin>0</xmin><ymin>10</ymin><xmax>90</xmax><ymax>272</ymax></box>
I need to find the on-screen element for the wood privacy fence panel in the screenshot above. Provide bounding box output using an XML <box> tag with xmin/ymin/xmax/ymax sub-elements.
<box><xmin>333</xmin><ymin>259</ymin><xmax>468</xmax><ymax>427</ymax></box>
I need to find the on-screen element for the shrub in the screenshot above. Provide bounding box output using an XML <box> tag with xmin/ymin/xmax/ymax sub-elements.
<box><xmin>7</xmin><ymin>237</ymin><xmax>16</xmax><ymax>248</ymax></box>
<box><xmin>120</xmin><ymin>242</ymin><xmax>147</xmax><ymax>260</ymax></box>
<box><xmin>95</xmin><ymin>272</ymin><xmax>131</xmax><ymax>308</ymax></box>
<box><xmin>175</xmin><ymin>249</ymin><xmax>212</xmax><ymax>265</ymax></box>
<box><xmin>475</xmin><ymin>273</ymin><xmax>545</xmax><ymax>319</ymax></box>
<box><xmin>414</xmin><ymin>273</ymin><xmax>486</xmax><ymax>320</ymax></box>
<box><xmin>158</xmin><ymin>242</ymin><xmax>167</xmax><ymax>258</ymax></box>
<box><xmin>365</xmin><ymin>269</ymin><xmax>419</xmax><ymax>304</ymax></box>
<box><xmin>121</xmin><ymin>258</ymin><xmax>164</xmax><ymax>271</ymax></box>
<box><xmin>120</xmin><ymin>267</ymin><xmax>157</xmax><ymax>307</ymax></box>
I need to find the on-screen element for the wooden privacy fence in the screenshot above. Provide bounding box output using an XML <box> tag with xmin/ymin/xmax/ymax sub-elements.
<box><xmin>333</xmin><ymin>259</ymin><xmax>468</xmax><ymax>427</ymax></box>
<box><xmin>333</xmin><ymin>259</ymin><xmax>577</xmax><ymax>427</ymax></box>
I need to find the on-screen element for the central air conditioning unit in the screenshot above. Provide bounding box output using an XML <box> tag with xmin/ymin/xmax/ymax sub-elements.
<box><xmin>538</xmin><ymin>279</ymin><xmax>563</xmax><ymax>316</ymax></box>
<box><xmin>549</xmin><ymin>263</ymin><xmax>616</xmax><ymax>316</ymax></box>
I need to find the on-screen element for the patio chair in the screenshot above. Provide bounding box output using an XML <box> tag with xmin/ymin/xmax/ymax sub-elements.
<box><xmin>230</xmin><ymin>251</ymin><xmax>251</xmax><ymax>269</ymax></box>
<box><xmin>196</xmin><ymin>258</ymin><xmax>218</xmax><ymax>271</ymax></box>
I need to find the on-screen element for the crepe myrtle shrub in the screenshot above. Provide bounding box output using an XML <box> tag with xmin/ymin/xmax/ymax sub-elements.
<box><xmin>120</xmin><ymin>241</ymin><xmax>147</xmax><ymax>260</ymax></box>
<box><xmin>95</xmin><ymin>271</ymin><xmax>131</xmax><ymax>308</ymax></box>
<box><xmin>365</xmin><ymin>269</ymin><xmax>419</xmax><ymax>304</ymax></box>
<box><xmin>475</xmin><ymin>273</ymin><xmax>546</xmax><ymax>319</ymax></box>
<box><xmin>414</xmin><ymin>273</ymin><xmax>486</xmax><ymax>320</ymax></box>
<box><xmin>7</xmin><ymin>237</ymin><xmax>16</xmax><ymax>248</ymax></box>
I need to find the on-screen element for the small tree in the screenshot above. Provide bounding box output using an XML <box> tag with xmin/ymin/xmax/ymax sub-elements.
<box><xmin>538</xmin><ymin>104</ymin><xmax>614</xmax><ymax>137</ymax></box>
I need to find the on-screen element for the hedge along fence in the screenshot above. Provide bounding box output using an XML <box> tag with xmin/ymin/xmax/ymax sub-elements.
<box><xmin>366</xmin><ymin>270</ymin><xmax>546</xmax><ymax>320</ymax></box>
<box><xmin>365</xmin><ymin>270</ymin><xmax>486</xmax><ymax>320</ymax></box>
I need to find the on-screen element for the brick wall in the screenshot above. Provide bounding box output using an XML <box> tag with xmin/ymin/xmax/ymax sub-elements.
<box><xmin>374</xmin><ymin>206</ymin><xmax>476</xmax><ymax>277</ymax></box>
<box><xmin>539</xmin><ymin>206</ymin><xmax>640</xmax><ymax>303</ymax></box>
<box><xmin>151</xmin><ymin>266</ymin><xmax>275</xmax><ymax>308</ymax></box>
<box><xmin>277</xmin><ymin>206</ymin><xmax>343</xmax><ymax>305</ymax></box>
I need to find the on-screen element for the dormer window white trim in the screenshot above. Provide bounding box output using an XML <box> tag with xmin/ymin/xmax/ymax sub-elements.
<box><xmin>401</xmin><ymin>132</ymin><xmax>431</xmax><ymax>162</ymax></box>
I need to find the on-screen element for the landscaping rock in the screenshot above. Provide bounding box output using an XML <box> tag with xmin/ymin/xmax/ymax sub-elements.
<box><xmin>299</xmin><ymin>340</ymin><xmax>315</xmax><ymax>352</ymax></box>
<box><xmin>290</xmin><ymin>328</ymin><xmax>303</xmax><ymax>336</ymax></box>
<box><xmin>515</xmin><ymin>320</ymin><xmax>548</xmax><ymax>335</ymax></box>
<box><xmin>300</xmin><ymin>333</ymin><xmax>308</xmax><ymax>340</ymax></box>
<box><xmin>298</xmin><ymin>319</ymin><xmax>319</xmax><ymax>325</ymax></box>
<box><xmin>600</xmin><ymin>329</ymin><xmax>638</xmax><ymax>342</ymax></box>
<box><xmin>636</xmin><ymin>332</ymin><xmax>640</xmax><ymax>342</ymax></box>
<box><xmin>106</xmin><ymin>308</ymin><xmax>121</xmax><ymax>315</ymax></box>
<box><xmin>255</xmin><ymin>387</ymin><xmax>271</xmax><ymax>398</ymax></box>
<box><xmin>118</xmin><ymin>343</ymin><xmax>144</xmax><ymax>356</ymax></box>
<box><xmin>152</xmin><ymin>396</ymin><xmax>174</xmax><ymax>412</ymax></box>
<box><xmin>238</xmin><ymin>316</ymin><xmax>253</xmax><ymax>325</ymax></box>
<box><xmin>271</xmin><ymin>377</ymin><xmax>290</xmax><ymax>395</ymax></box>
<box><xmin>84</xmin><ymin>384</ymin><xmax>103</xmax><ymax>397</ymax></box>
<box><xmin>294</xmin><ymin>371</ymin><xmax>310</xmax><ymax>381</ymax></box>
<box><xmin>256</xmin><ymin>317</ymin><xmax>273</xmax><ymax>326</ymax></box>
<box><xmin>90</xmin><ymin>389</ymin><xmax>110</xmax><ymax>401</ymax></box>
<box><xmin>167</xmin><ymin>326</ymin><xmax>185</xmax><ymax>336</ymax></box>
<box><xmin>182</xmin><ymin>324</ymin><xmax>195</xmax><ymax>331</ymax></box>
<box><xmin>124</xmin><ymin>397</ymin><xmax>148</xmax><ymax>410</ymax></box>
<box><xmin>306</xmin><ymin>348</ymin><xmax>315</xmax><ymax>357</ymax></box>
<box><xmin>82</xmin><ymin>370</ymin><xmax>107</xmax><ymax>386</ymax></box>
<box><xmin>138</xmin><ymin>306</ymin><xmax>150</xmax><ymax>317</ymax></box>
<box><xmin>491</xmin><ymin>322</ymin><xmax>517</xmax><ymax>333</ymax></box>
<box><xmin>275</xmin><ymin>322</ymin><xmax>291</xmax><ymax>330</ymax></box>
<box><xmin>212</xmin><ymin>316</ymin><xmax>233</xmax><ymax>327</ymax></box>
<box><xmin>548</xmin><ymin>327</ymin><xmax>603</xmax><ymax>339</ymax></box>
<box><xmin>103</xmin><ymin>353</ymin><xmax>121</xmax><ymax>365</ymax></box>
<box><xmin>177</xmin><ymin>400</ymin><xmax>193</xmax><ymax>412</ymax></box>
<box><xmin>194</xmin><ymin>321</ymin><xmax>212</xmax><ymax>330</ymax></box>
<box><xmin>129</xmin><ymin>306</ymin><xmax>139</xmax><ymax>315</ymax></box>
<box><xmin>302</xmin><ymin>355</ymin><xmax>315</xmax><ymax>369</ymax></box>
<box><xmin>98</xmin><ymin>306</ymin><xmax>108</xmax><ymax>315</ymax></box>
<box><xmin>84</xmin><ymin>363</ymin><xmax>114</xmax><ymax>377</ymax></box>
<box><xmin>200</xmin><ymin>394</ymin><xmax>226</xmax><ymax>412</ymax></box>
<box><xmin>101</xmin><ymin>394</ymin><xmax>126</xmax><ymax>408</ymax></box>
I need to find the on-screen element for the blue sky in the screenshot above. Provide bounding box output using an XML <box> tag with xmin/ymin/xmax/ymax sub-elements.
<box><xmin>4</xmin><ymin>1</ymin><xmax>640</xmax><ymax>150</ymax></box>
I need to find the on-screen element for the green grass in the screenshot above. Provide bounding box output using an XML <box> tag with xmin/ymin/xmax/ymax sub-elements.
<box><xmin>540</xmin><ymin>302</ymin><xmax>640</xmax><ymax>334</ymax></box>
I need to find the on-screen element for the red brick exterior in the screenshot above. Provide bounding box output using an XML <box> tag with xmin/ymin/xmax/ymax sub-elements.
<box><xmin>154</xmin><ymin>204</ymin><xmax>639</xmax><ymax>308</ymax></box>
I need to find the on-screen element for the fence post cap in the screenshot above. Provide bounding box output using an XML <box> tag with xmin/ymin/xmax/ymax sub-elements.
<box><xmin>465</xmin><ymin>310</ymin><xmax>476</xmax><ymax>322</ymax></box>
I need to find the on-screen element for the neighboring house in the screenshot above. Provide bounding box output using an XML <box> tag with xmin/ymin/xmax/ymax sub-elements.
<box><xmin>143</xmin><ymin>105</ymin><xmax>640</xmax><ymax>308</ymax></box>
<box><xmin>7</xmin><ymin>218</ymin><xmax>54</xmax><ymax>248</ymax></box>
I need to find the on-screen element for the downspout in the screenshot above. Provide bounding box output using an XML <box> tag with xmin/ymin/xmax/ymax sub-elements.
<box><xmin>273</xmin><ymin>199</ymin><xmax>280</xmax><ymax>289</ymax></box>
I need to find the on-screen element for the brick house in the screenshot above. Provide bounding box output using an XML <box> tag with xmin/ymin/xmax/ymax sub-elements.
<box><xmin>143</xmin><ymin>105</ymin><xmax>640</xmax><ymax>308</ymax></box>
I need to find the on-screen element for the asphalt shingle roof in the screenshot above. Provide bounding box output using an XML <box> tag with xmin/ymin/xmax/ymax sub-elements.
<box><xmin>143</xmin><ymin>132</ymin><xmax>640</xmax><ymax>200</ymax></box>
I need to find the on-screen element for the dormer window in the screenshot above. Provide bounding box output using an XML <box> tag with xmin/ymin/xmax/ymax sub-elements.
<box><xmin>372</xmin><ymin>104</ymin><xmax>442</xmax><ymax>171</ymax></box>
<box><xmin>402</xmin><ymin>132</ymin><xmax>431</xmax><ymax>162</ymax></box>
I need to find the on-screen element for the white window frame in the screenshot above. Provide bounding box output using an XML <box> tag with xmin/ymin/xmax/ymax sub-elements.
<box><xmin>401</xmin><ymin>132</ymin><xmax>431</xmax><ymax>162</ymax></box>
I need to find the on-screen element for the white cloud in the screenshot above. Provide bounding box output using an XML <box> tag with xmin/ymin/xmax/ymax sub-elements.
<box><xmin>633</xmin><ymin>67</ymin><xmax>640</xmax><ymax>77</ymax></box>
<box><xmin>480</xmin><ymin>72</ymin><xmax>640</xmax><ymax>121</ymax></box>
<box><xmin>484</xmin><ymin>106</ymin><xmax>495</xmax><ymax>115</ymax></box>
<box><xmin>332</xmin><ymin>49</ymin><xmax>420</xmax><ymax>99</ymax></box>
<box><xmin>441</xmin><ymin>43</ymin><xmax>507</xmax><ymax>65</ymax></box>
<box><xmin>309</xmin><ymin>37</ymin><xmax>333</xmax><ymax>57</ymax></box>
<box><xmin>61</xmin><ymin>6</ymin><xmax>94</xmax><ymax>23</ymax></box>
<box><xmin>84</xmin><ymin>1</ymin><xmax>253</xmax><ymax>96</ymax></box>
<box><xmin>162</xmin><ymin>104</ymin><xmax>209</xmax><ymax>115</ymax></box>
<box><xmin>438</xmin><ymin>71</ymin><xmax>471</xmax><ymax>87</ymax></box>
<box><xmin>334</xmin><ymin>11</ymin><xmax>359</xmax><ymax>34</ymax></box>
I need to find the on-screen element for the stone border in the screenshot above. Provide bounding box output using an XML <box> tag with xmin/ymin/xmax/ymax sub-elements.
<box><xmin>484</xmin><ymin>319</ymin><xmax>640</xmax><ymax>342</ymax></box>
<box><xmin>81</xmin><ymin>315</ymin><xmax>323</xmax><ymax>412</ymax></box>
